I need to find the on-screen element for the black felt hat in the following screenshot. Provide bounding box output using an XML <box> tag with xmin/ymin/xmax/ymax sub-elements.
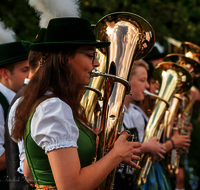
<box><xmin>22</xmin><ymin>28</ymin><xmax>47</xmax><ymax>51</ymax></box>
<box><xmin>30</xmin><ymin>17</ymin><xmax>110</xmax><ymax>51</ymax></box>
<box><xmin>144</xmin><ymin>46</ymin><xmax>168</xmax><ymax>61</ymax></box>
<box><xmin>0</xmin><ymin>41</ymin><xmax>29</xmax><ymax>67</ymax></box>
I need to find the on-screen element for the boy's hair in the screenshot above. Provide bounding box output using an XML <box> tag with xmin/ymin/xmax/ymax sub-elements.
<box><xmin>0</xmin><ymin>63</ymin><xmax>15</xmax><ymax>80</ymax></box>
<box><xmin>129</xmin><ymin>60</ymin><xmax>149</xmax><ymax>80</ymax></box>
<box><xmin>0</xmin><ymin>63</ymin><xmax>15</xmax><ymax>73</ymax></box>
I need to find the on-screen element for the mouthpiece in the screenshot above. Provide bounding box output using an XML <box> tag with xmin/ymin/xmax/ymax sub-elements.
<box><xmin>143</xmin><ymin>90</ymin><xmax>169</xmax><ymax>107</ymax></box>
<box><xmin>143</xmin><ymin>90</ymin><xmax>154</xmax><ymax>96</ymax></box>
<box><xmin>91</xmin><ymin>70</ymin><xmax>101</xmax><ymax>77</ymax></box>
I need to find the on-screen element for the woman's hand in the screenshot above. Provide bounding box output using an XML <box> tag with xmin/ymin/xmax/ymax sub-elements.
<box><xmin>48</xmin><ymin>136</ymin><xmax>141</xmax><ymax>190</ymax></box>
<box><xmin>113</xmin><ymin>132</ymin><xmax>141</xmax><ymax>169</ymax></box>
<box><xmin>171</xmin><ymin>129</ymin><xmax>191</xmax><ymax>152</ymax></box>
<box><xmin>144</xmin><ymin>137</ymin><xmax>166</xmax><ymax>162</ymax></box>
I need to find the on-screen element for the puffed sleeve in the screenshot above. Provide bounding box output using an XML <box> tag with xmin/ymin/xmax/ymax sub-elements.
<box><xmin>31</xmin><ymin>98</ymin><xmax>79</xmax><ymax>154</ymax></box>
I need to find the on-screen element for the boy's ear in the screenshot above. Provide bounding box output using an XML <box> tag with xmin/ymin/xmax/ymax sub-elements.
<box><xmin>0</xmin><ymin>68</ymin><xmax>10</xmax><ymax>80</ymax></box>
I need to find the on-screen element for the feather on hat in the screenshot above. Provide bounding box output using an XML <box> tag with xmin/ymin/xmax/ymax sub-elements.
<box><xmin>0</xmin><ymin>21</ymin><xmax>16</xmax><ymax>44</ymax></box>
<box><xmin>28</xmin><ymin>0</ymin><xmax>80</xmax><ymax>28</ymax></box>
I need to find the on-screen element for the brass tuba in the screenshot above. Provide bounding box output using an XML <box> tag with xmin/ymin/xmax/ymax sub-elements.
<box><xmin>80</xmin><ymin>12</ymin><xmax>155</xmax><ymax>190</ymax></box>
<box><xmin>162</xmin><ymin>54</ymin><xmax>200</xmax><ymax>175</ymax></box>
<box><xmin>165</xmin><ymin>36</ymin><xmax>200</xmax><ymax>63</ymax></box>
<box><xmin>132</xmin><ymin>61</ymin><xmax>192</xmax><ymax>187</ymax></box>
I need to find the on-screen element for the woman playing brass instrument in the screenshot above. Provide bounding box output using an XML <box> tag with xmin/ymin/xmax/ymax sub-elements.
<box><xmin>114</xmin><ymin>57</ymin><xmax>191</xmax><ymax>190</ymax></box>
<box><xmin>142</xmin><ymin>63</ymin><xmax>191</xmax><ymax>190</ymax></box>
<box><xmin>114</xmin><ymin>60</ymin><xmax>167</xmax><ymax>190</ymax></box>
<box><xmin>142</xmin><ymin>63</ymin><xmax>191</xmax><ymax>156</ymax></box>
<box><xmin>143</xmin><ymin>48</ymin><xmax>191</xmax><ymax>190</ymax></box>
<box><xmin>11</xmin><ymin>17</ymin><xmax>141</xmax><ymax>190</ymax></box>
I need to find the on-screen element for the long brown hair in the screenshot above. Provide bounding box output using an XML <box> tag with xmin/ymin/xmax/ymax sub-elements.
<box><xmin>12</xmin><ymin>47</ymin><xmax>90</xmax><ymax>141</ymax></box>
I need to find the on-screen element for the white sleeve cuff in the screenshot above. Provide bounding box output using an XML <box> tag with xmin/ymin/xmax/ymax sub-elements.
<box><xmin>45</xmin><ymin>139</ymin><xmax>78</xmax><ymax>154</ymax></box>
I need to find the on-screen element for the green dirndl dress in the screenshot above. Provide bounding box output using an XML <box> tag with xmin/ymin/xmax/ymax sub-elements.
<box><xmin>24</xmin><ymin>108</ymin><xmax>96</xmax><ymax>190</ymax></box>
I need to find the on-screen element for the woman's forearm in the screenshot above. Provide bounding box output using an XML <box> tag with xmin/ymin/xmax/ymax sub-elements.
<box><xmin>48</xmin><ymin>147</ymin><xmax>123</xmax><ymax>190</ymax></box>
<box><xmin>48</xmin><ymin>135</ymin><xmax>141</xmax><ymax>190</ymax></box>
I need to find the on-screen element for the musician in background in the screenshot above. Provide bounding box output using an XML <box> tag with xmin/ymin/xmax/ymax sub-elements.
<box><xmin>144</xmin><ymin>58</ymin><xmax>191</xmax><ymax>190</ymax></box>
<box><xmin>138</xmin><ymin>61</ymin><xmax>172</xmax><ymax>190</ymax></box>
<box><xmin>0</xmin><ymin>40</ymin><xmax>29</xmax><ymax>189</ymax></box>
<box><xmin>175</xmin><ymin>85</ymin><xmax>200</xmax><ymax>190</ymax></box>
<box><xmin>143</xmin><ymin>43</ymin><xmax>192</xmax><ymax>190</ymax></box>
<box><xmin>6</xmin><ymin>28</ymin><xmax>46</xmax><ymax>190</ymax></box>
<box><xmin>143</xmin><ymin>46</ymin><xmax>168</xmax><ymax>67</ymax></box>
<box><xmin>115</xmin><ymin>56</ymin><xmax>191</xmax><ymax>189</ymax></box>
<box><xmin>140</xmin><ymin>60</ymin><xmax>159</xmax><ymax>118</ymax></box>
<box><xmin>114</xmin><ymin>60</ymin><xmax>167</xmax><ymax>190</ymax></box>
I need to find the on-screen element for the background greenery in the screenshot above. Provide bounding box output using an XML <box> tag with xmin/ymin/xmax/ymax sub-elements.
<box><xmin>1</xmin><ymin>0</ymin><xmax>200</xmax><ymax>48</ymax></box>
<box><xmin>1</xmin><ymin>0</ymin><xmax>200</xmax><ymax>189</ymax></box>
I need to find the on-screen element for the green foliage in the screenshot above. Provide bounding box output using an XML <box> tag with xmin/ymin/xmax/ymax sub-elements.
<box><xmin>0</xmin><ymin>0</ymin><xmax>39</xmax><ymax>42</ymax></box>
<box><xmin>80</xmin><ymin>0</ymin><xmax>200</xmax><ymax>49</ymax></box>
<box><xmin>1</xmin><ymin>0</ymin><xmax>200</xmax><ymax>48</ymax></box>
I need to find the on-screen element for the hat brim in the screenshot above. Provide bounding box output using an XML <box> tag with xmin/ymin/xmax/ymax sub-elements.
<box><xmin>21</xmin><ymin>40</ymin><xmax>31</xmax><ymax>51</ymax></box>
<box><xmin>30</xmin><ymin>41</ymin><xmax>111</xmax><ymax>51</ymax></box>
<box><xmin>0</xmin><ymin>54</ymin><xmax>29</xmax><ymax>67</ymax></box>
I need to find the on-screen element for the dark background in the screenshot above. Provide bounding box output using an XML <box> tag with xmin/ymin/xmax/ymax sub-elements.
<box><xmin>1</xmin><ymin>0</ymin><xmax>200</xmax><ymax>189</ymax></box>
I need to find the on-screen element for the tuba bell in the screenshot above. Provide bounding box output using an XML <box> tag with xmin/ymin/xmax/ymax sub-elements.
<box><xmin>165</xmin><ymin>36</ymin><xmax>200</xmax><ymax>63</ymax></box>
<box><xmin>80</xmin><ymin>12</ymin><xmax>155</xmax><ymax>190</ymax></box>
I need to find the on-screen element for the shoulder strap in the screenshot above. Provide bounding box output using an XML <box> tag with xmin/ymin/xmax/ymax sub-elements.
<box><xmin>0</xmin><ymin>92</ymin><xmax>9</xmax><ymax>121</ymax></box>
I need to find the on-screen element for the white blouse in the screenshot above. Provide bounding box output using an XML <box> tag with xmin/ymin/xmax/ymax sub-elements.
<box><xmin>123</xmin><ymin>103</ymin><xmax>149</xmax><ymax>142</ymax></box>
<box><xmin>9</xmin><ymin>97</ymin><xmax>79</xmax><ymax>172</ymax></box>
<box><xmin>31</xmin><ymin>97</ymin><xmax>79</xmax><ymax>154</ymax></box>
<box><xmin>119</xmin><ymin>104</ymin><xmax>149</xmax><ymax>175</ymax></box>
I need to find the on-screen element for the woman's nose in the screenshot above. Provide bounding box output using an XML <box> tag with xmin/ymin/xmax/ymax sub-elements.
<box><xmin>93</xmin><ymin>58</ymin><xmax>100</xmax><ymax>68</ymax></box>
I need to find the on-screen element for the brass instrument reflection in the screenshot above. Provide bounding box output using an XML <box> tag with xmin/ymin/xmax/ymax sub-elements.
<box><xmin>133</xmin><ymin>62</ymin><xmax>192</xmax><ymax>187</ymax></box>
<box><xmin>162</xmin><ymin>53</ymin><xmax>200</xmax><ymax>176</ymax></box>
<box><xmin>81</xmin><ymin>12</ymin><xmax>155</xmax><ymax>190</ymax></box>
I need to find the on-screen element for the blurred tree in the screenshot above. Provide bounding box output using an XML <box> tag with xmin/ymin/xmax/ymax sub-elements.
<box><xmin>0</xmin><ymin>0</ymin><xmax>39</xmax><ymax>41</ymax></box>
<box><xmin>80</xmin><ymin>0</ymin><xmax>200</xmax><ymax>49</ymax></box>
<box><xmin>1</xmin><ymin>0</ymin><xmax>200</xmax><ymax>48</ymax></box>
